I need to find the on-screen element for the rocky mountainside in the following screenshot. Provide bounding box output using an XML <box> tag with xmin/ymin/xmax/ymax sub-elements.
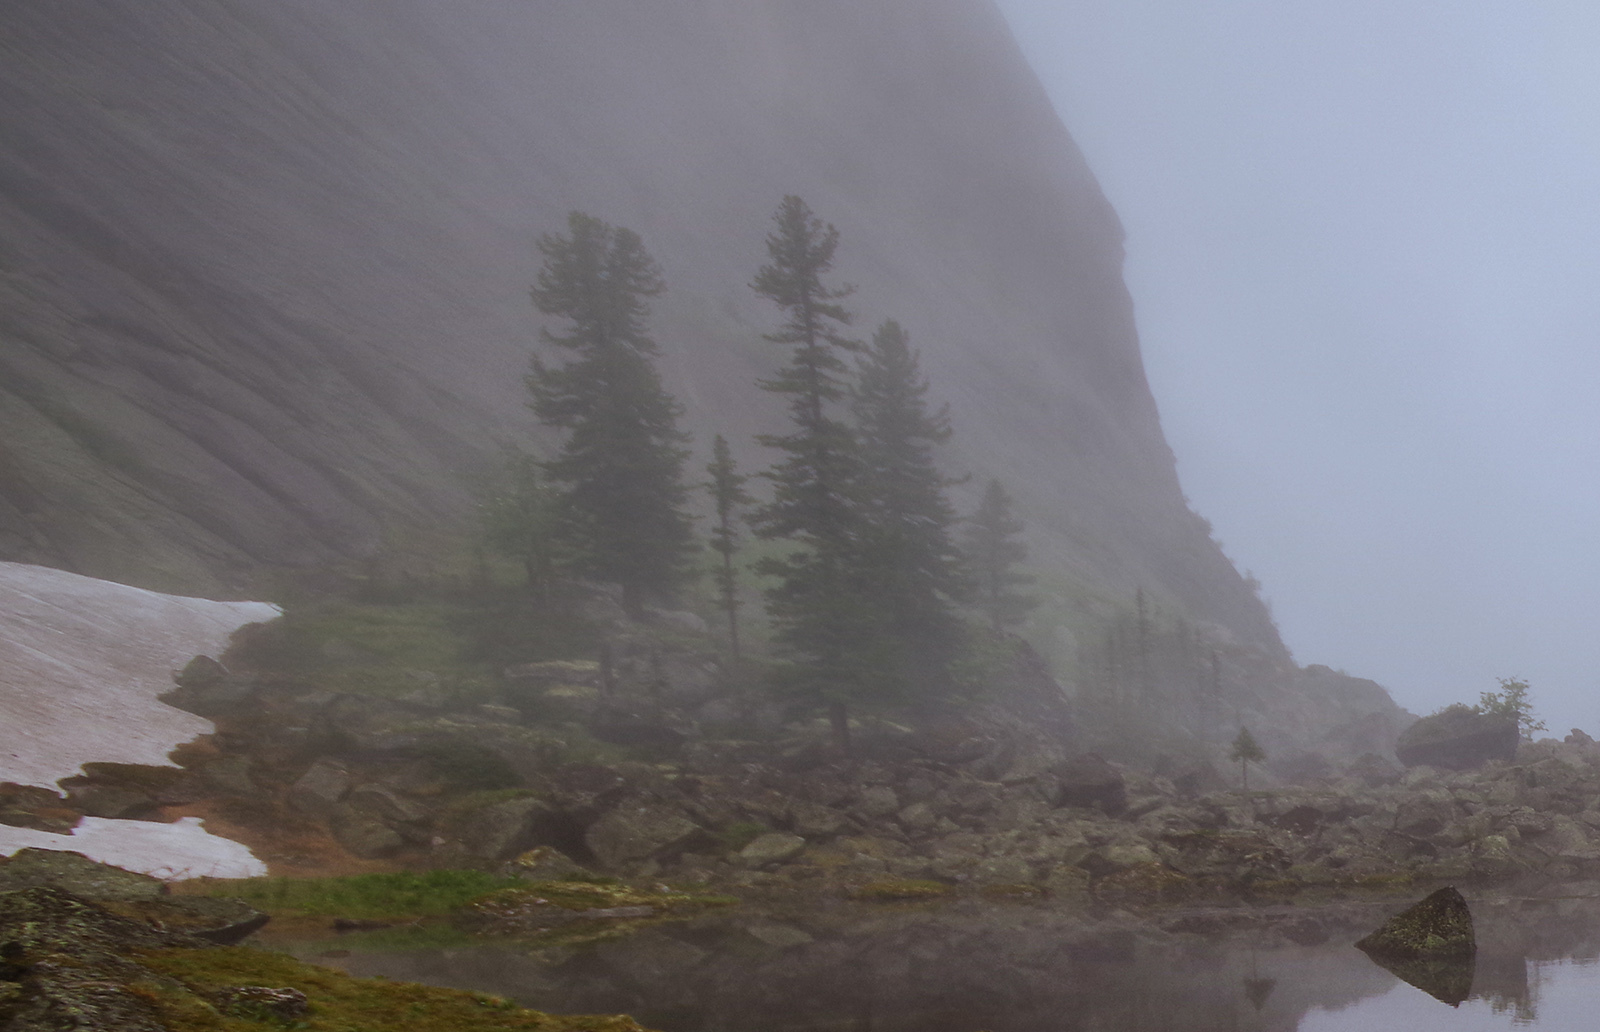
<box><xmin>0</xmin><ymin>1</ymin><xmax>1407</xmax><ymax>749</ymax></box>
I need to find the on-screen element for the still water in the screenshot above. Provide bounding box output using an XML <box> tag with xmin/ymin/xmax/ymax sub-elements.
<box><xmin>288</xmin><ymin>892</ymin><xmax>1600</xmax><ymax>1031</ymax></box>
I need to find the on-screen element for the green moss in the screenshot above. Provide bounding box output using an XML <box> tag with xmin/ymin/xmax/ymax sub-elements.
<box><xmin>850</xmin><ymin>880</ymin><xmax>954</xmax><ymax>902</ymax></box>
<box><xmin>138</xmin><ymin>946</ymin><xmax>651</xmax><ymax>1031</ymax></box>
<box><xmin>199</xmin><ymin>870</ymin><xmax>524</xmax><ymax>921</ymax></box>
<box><xmin>715</xmin><ymin>821</ymin><xmax>769</xmax><ymax>853</ymax></box>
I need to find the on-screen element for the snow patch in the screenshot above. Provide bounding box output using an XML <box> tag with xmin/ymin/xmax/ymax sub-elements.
<box><xmin>0</xmin><ymin>561</ymin><xmax>279</xmax><ymax>789</ymax></box>
<box><xmin>0</xmin><ymin>562</ymin><xmax>279</xmax><ymax>878</ymax></box>
<box><xmin>0</xmin><ymin>816</ymin><xmax>267</xmax><ymax>880</ymax></box>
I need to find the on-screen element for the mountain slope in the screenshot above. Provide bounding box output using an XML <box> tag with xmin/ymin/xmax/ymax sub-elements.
<box><xmin>0</xmin><ymin>0</ymin><xmax>1400</xmax><ymax>750</ymax></box>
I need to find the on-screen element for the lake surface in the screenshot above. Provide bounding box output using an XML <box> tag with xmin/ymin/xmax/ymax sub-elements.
<box><xmin>285</xmin><ymin>891</ymin><xmax>1600</xmax><ymax>1031</ymax></box>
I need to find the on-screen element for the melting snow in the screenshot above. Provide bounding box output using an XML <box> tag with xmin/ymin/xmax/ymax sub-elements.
<box><xmin>0</xmin><ymin>562</ymin><xmax>279</xmax><ymax>878</ymax></box>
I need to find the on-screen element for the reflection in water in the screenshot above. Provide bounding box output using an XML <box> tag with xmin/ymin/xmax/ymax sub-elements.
<box><xmin>287</xmin><ymin>894</ymin><xmax>1600</xmax><ymax>1032</ymax></box>
<box><xmin>1360</xmin><ymin>950</ymin><xmax>1474</xmax><ymax>1006</ymax></box>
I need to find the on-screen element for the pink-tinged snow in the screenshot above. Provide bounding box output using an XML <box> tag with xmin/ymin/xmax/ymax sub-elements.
<box><xmin>0</xmin><ymin>816</ymin><xmax>266</xmax><ymax>879</ymax></box>
<box><xmin>0</xmin><ymin>562</ymin><xmax>278</xmax><ymax>878</ymax></box>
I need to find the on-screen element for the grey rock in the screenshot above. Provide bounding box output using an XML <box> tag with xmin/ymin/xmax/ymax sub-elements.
<box><xmin>203</xmin><ymin>755</ymin><xmax>260</xmax><ymax>797</ymax></box>
<box><xmin>738</xmin><ymin>832</ymin><xmax>807</xmax><ymax>867</ymax></box>
<box><xmin>462</xmin><ymin>796</ymin><xmax>560</xmax><ymax>861</ymax></box>
<box><xmin>1396</xmin><ymin>705</ymin><xmax>1518</xmax><ymax>771</ymax></box>
<box><xmin>331</xmin><ymin>811</ymin><xmax>404</xmax><ymax>858</ymax></box>
<box><xmin>0</xmin><ymin>848</ymin><xmax>165</xmax><ymax>900</ymax></box>
<box><xmin>790</xmin><ymin>801</ymin><xmax>849</xmax><ymax>838</ymax></box>
<box><xmin>855</xmin><ymin>785</ymin><xmax>900</xmax><ymax>819</ymax></box>
<box><xmin>349</xmin><ymin>783</ymin><xmax>428</xmax><ymax>824</ymax></box>
<box><xmin>288</xmin><ymin>760</ymin><xmax>351</xmax><ymax>817</ymax></box>
<box><xmin>897</xmin><ymin>801</ymin><xmax>938</xmax><ymax>833</ymax></box>
<box><xmin>586</xmin><ymin>804</ymin><xmax>704</xmax><ymax>868</ymax></box>
<box><xmin>65</xmin><ymin>783</ymin><xmax>155</xmax><ymax>819</ymax></box>
<box><xmin>1050</xmin><ymin>753</ymin><xmax>1127</xmax><ymax>814</ymax></box>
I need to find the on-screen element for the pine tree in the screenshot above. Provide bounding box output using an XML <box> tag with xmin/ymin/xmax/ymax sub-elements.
<box><xmin>527</xmin><ymin>212</ymin><xmax>696</xmax><ymax>618</ymax></box>
<box><xmin>1230</xmin><ymin>726</ymin><xmax>1266</xmax><ymax>791</ymax></box>
<box><xmin>748</xmin><ymin>196</ymin><xmax>878</xmax><ymax>756</ymax></box>
<box><xmin>705</xmin><ymin>434</ymin><xmax>752</xmax><ymax>658</ymax></box>
<box><xmin>852</xmin><ymin>319</ymin><xmax>966</xmax><ymax>681</ymax></box>
<box><xmin>965</xmin><ymin>478</ymin><xmax>1037</xmax><ymax>632</ymax></box>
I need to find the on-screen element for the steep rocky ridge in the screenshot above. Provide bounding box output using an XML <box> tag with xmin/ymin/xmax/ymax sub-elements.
<box><xmin>0</xmin><ymin>1</ymin><xmax>1403</xmax><ymax>744</ymax></box>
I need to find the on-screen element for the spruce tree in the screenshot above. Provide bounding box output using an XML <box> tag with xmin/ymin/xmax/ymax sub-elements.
<box><xmin>965</xmin><ymin>478</ymin><xmax>1037</xmax><ymax>632</ymax></box>
<box><xmin>748</xmin><ymin>196</ymin><xmax>878</xmax><ymax>755</ymax></box>
<box><xmin>478</xmin><ymin>449</ymin><xmax>573</xmax><ymax>603</ymax></box>
<box><xmin>527</xmin><ymin>212</ymin><xmax>696</xmax><ymax>618</ymax></box>
<box><xmin>853</xmin><ymin>319</ymin><xmax>966</xmax><ymax>680</ymax></box>
<box><xmin>705</xmin><ymin>434</ymin><xmax>752</xmax><ymax>657</ymax></box>
<box><xmin>1230</xmin><ymin>726</ymin><xmax>1266</xmax><ymax>791</ymax></box>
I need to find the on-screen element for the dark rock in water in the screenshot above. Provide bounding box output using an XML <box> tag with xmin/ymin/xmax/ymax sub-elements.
<box><xmin>1361</xmin><ymin>950</ymin><xmax>1477</xmax><ymax>1007</ymax></box>
<box><xmin>1357</xmin><ymin>886</ymin><xmax>1476</xmax><ymax>958</ymax></box>
<box><xmin>1049</xmin><ymin>754</ymin><xmax>1127</xmax><ymax>815</ymax></box>
<box><xmin>1395</xmin><ymin>705</ymin><xmax>1518</xmax><ymax>770</ymax></box>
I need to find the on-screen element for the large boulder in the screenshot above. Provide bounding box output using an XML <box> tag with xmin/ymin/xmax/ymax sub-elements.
<box><xmin>585</xmin><ymin>803</ymin><xmax>705</xmax><ymax>869</ymax></box>
<box><xmin>1356</xmin><ymin>886</ymin><xmax>1476</xmax><ymax>958</ymax></box>
<box><xmin>1396</xmin><ymin>705</ymin><xmax>1518</xmax><ymax>771</ymax></box>
<box><xmin>1049</xmin><ymin>754</ymin><xmax>1127</xmax><ymax>815</ymax></box>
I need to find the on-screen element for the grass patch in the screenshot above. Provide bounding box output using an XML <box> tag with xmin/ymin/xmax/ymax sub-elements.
<box><xmin>138</xmin><ymin>946</ymin><xmax>649</xmax><ymax>1031</ymax></box>
<box><xmin>849</xmin><ymin>880</ymin><xmax>954</xmax><ymax>902</ymax></box>
<box><xmin>199</xmin><ymin>870</ymin><xmax>524</xmax><ymax>921</ymax></box>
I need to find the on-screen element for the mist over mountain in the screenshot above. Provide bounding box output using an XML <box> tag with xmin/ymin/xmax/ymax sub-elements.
<box><xmin>0</xmin><ymin>0</ymin><xmax>1404</xmax><ymax>753</ymax></box>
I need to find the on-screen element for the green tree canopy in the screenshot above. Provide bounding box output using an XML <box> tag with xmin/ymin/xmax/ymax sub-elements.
<box><xmin>1230</xmin><ymin>726</ymin><xmax>1266</xmax><ymax>791</ymax></box>
<box><xmin>748</xmin><ymin>196</ymin><xmax>881</xmax><ymax>755</ymax></box>
<box><xmin>853</xmin><ymin>319</ymin><xmax>967</xmax><ymax>680</ymax></box>
<box><xmin>526</xmin><ymin>212</ymin><xmax>696</xmax><ymax>617</ymax></box>
<box><xmin>965</xmin><ymin>478</ymin><xmax>1037</xmax><ymax>633</ymax></box>
<box><xmin>1476</xmin><ymin>677</ymin><xmax>1547</xmax><ymax>740</ymax></box>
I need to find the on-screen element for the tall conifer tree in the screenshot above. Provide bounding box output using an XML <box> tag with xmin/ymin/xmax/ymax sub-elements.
<box><xmin>705</xmin><ymin>434</ymin><xmax>752</xmax><ymax>657</ymax></box>
<box><xmin>965</xmin><ymin>478</ymin><xmax>1037</xmax><ymax>633</ymax></box>
<box><xmin>527</xmin><ymin>212</ymin><xmax>696</xmax><ymax>618</ymax></box>
<box><xmin>748</xmin><ymin>196</ymin><xmax>879</xmax><ymax>755</ymax></box>
<box><xmin>853</xmin><ymin>319</ymin><xmax>966</xmax><ymax>680</ymax></box>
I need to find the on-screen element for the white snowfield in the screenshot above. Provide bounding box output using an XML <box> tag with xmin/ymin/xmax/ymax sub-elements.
<box><xmin>0</xmin><ymin>562</ymin><xmax>278</xmax><ymax>877</ymax></box>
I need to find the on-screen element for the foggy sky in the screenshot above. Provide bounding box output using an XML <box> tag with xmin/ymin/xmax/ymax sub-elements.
<box><xmin>997</xmin><ymin>0</ymin><xmax>1600</xmax><ymax>733</ymax></box>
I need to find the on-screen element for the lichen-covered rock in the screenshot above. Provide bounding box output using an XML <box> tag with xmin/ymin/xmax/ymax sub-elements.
<box><xmin>737</xmin><ymin>832</ymin><xmax>807</xmax><ymax>868</ymax></box>
<box><xmin>1396</xmin><ymin>705</ymin><xmax>1517</xmax><ymax>771</ymax></box>
<box><xmin>1356</xmin><ymin>886</ymin><xmax>1476</xmax><ymax>957</ymax></box>
<box><xmin>0</xmin><ymin>848</ymin><xmax>165</xmax><ymax>900</ymax></box>
<box><xmin>586</xmin><ymin>804</ymin><xmax>704</xmax><ymax>868</ymax></box>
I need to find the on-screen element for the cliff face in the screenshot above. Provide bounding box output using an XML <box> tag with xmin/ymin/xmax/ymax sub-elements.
<box><xmin>0</xmin><ymin>0</ymin><xmax>1394</xmax><ymax>745</ymax></box>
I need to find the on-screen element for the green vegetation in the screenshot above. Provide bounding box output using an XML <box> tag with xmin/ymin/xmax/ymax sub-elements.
<box><xmin>850</xmin><ymin>879</ymin><xmax>954</xmax><ymax>902</ymax></box>
<box><xmin>851</xmin><ymin>318</ymin><xmax>967</xmax><ymax>693</ymax></box>
<box><xmin>527</xmin><ymin>212</ymin><xmax>698</xmax><ymax>618</ymax></box>
<box><xmin>1477</xmin><ymin>677</ymin><xmax>1547</xmax><ymax>740</ymax></box>
<box><xmin>964</xmin><ymin>478</ymin><xmax>1036</xmax><ymax>633</ymax></box>
<box><xmin>198</xmin><ymin>870</ymin><xmax>524</xmax><ymax>921</ymax></box>
<box><xmin>137</xmin><ymin>946</ymin><xmax>648</xmax><ymax>1032</ymax></box>
<box><xmin>1230</xmin><ymin>727</ymin><xmax>1266</xmax><ymax>791</ymax></box>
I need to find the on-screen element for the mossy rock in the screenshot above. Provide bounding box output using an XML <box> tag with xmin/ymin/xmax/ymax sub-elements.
<box><xmin>1356</xmin><ymin>886</ymin><xmax>1476</xmax><ymax>957</ymax></box>
<box><xmin>0</xmin><ymin>885</ymin><xmax>651</xmax><ymax>1031</ymax></box>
